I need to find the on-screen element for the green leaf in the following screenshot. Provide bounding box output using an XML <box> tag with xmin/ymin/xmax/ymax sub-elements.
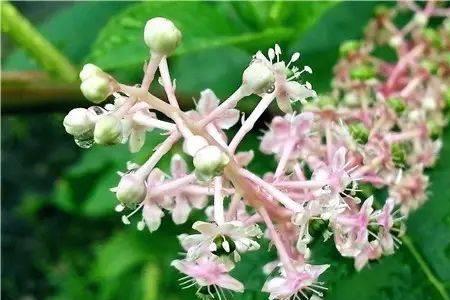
<box><xmin>87</xmin><ymin>1</ymin><xmax>334</xmax><ymax>97</ymax></box>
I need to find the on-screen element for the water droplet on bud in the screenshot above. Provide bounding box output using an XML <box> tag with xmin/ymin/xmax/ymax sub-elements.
<box><xmin>74</xmin><ymin>132</ymin><xmax>94</xmax><ymax>149</ymax></box>
<box><xmin>265</xmin><ymin>84</ymin><xmax>275</xmax><ymax>94</ymax></box>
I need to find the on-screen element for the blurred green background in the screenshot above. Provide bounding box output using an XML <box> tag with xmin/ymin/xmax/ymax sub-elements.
<box><xmin>2</xmin><ymin>1</ymin><xmax>450</xmax><ymax>300</ymax></box>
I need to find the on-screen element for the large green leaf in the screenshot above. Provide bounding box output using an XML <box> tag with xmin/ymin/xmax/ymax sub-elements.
<box><xmin>87</xmin><ymin>1</ymin><xmax>334</xmax><ymax>98</ymax></box>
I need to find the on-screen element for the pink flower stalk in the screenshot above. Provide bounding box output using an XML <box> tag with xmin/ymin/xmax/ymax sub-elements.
<box><xmin>63</xmin><ymin>2</ymin><xmax>449</xmax><ymax>298</ymax></box>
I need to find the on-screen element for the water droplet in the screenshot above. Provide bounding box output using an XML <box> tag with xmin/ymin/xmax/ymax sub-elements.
<box><xmin>265</xmin><ymin>83</ymin><xmax>275</xmax><ymax>94</ymax></box>
<box><xmin>90</xmin><ymin>106</ymin><xmax>106</xmax><ymax>115</ymax></box>
<box><xmin>74</xmin><ymin>132</ymin><xmax>94</xmax><ymax>149</ymax></box>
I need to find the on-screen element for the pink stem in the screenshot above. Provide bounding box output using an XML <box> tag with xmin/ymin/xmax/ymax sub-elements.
<box><xmin>386</xmin><ymin>44</ymin><xmax>424</xmax><ymax>90</ymax></box>
<box><xmin>228</xmin><ymin>92</ymin><xmax>276</xmax><ymax>153</ymax></box>
<box><xmin>274</xmin><ymin>180</ymin><xmax>328</xmax><ymax>190</ymax></box>
<box><xmin>214</xmin><ymin>176</ymin><xmax>225</xmax><ymax>224</ymax></box>
<box><xmin>274</xmin><ymin>140</ymin><xmax>295</xmax><ymax>179</ymax></box>
<box><xmin>226</xmin><ymin>193</ymin><xmax>242</xmax><ymax>221</ymax></box>
<box><xmin>259</xmin><ymin>207</ymin><xmax>295</xmax><ymax>273</ymax></box>
<box><xmin>141</xmin><ymin>53</ymin><xmax>163</xmax><ymax>91</ymax></box>
<box><xmin>149</xmin><ymin>174</ymin><xmax>196</xmax><ymax>196</ymax></box>
<box><xmin>158</xmin><ymin>57</ymin><xmax>180</xmax><ymax>108</ymax></box>
<box><xmin>239</xmin><ymin>168</ymin><xmax>302</xmax><ymax>212</ymax></box>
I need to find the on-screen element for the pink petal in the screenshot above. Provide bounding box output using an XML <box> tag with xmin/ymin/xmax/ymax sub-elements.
<box><xmin>172</xmin><ymin>194</ymin><xmax>192</xmax><ymax>224</ymax></box>
<box><xmin>215</xmin><ymin>108</ymin><xmax>240</xmax><ymax>129</ymax></box>
<box><xmin>332</xmin><ymin>147</ymin><xmax>347</xmax><ymax>171</ymax></box>
<box><xmin>217</xmin><ymin>274</ymin><xmax>244</xmax><ymax>292</ymax></box>
<box><xmin>143</xmin><ymin>203</ymin><xmax>164</xmax><ymax>232</ymax></box>
<box><xmin>276</xmin><ymin>95</ymin><xmax>293</xmax><ymax>114</ymax></box>
<box><xmin>197</xmin><ymin>89</ymin><xmax>219</xmax><ymax>115</ymax></box>
<box><xmin>170</xmin><ymin>154</ymin><xmax>187</xmax><ymax>178</ymax></box>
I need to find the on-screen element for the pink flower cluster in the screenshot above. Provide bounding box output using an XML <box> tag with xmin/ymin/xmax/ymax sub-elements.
<box><xmin>63</xmin><ymin>2</ymin><xmax>449</xmax><ymax>299</ymax></box>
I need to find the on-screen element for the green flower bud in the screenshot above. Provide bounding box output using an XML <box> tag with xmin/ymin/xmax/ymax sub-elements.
<box><xmin>423</xmin><ymin>28</ymin><xmax>442</xmax><ymax>49</ymax></box>
<box><xmin>339</xmin><ymin>40</ymin><xmax>362</xmax><ymax>57</ymax></box>
<box><xmin>350</xmin><ymin>64</ymin><xmax>377</xmax><ymax>81</ymax></box>
<box><xmin>242</xmin><ymin>60</ymin><xmax>275</xmax><ymax>95</ymax></box>
<box><xmin>348</xmin><ymin>122</ymin><xmax>369</xmax><ymax>144</ymax></box>
<box><xmin>427</xmin><ymin>120</ymin><xmax>442</xmax><ymax>140</ymax></box>
<box><xmin>63</xmin><ymin>108</ymin><xmax>95</xmax><ymax>137</ymax></box>
<box><xmin>116</xmin><ymin>174</ymin><xmax>146</xmax><ymax>208</ymax></box>
<box><xmin>387</xmin><ymin>97</ymin><xmax>406</xmax><ymax>114</ymax></box>
<box><xmin>421</xmin><ymin>60</ymin><xmax>438</xmax><ymax>75</ymax></box>
<box><xmin>212</xmin><ymin>235</ymin><xmax>237</xmax><ymax>256</ymax></box>
<box><xmin>80</xmin><ymin>75</ymin><xmax>113</xmax><ymax>104</ymax></box>
<box><xmin>443</xmin><ymin>89</ymin><xmax>450</xmax><ymax>113</ymax></box>
<box><xmin>317</xmin><ymin>95</ymin><xmax>337</xmax><ymax>109</ymax></box>
<box><xmin>391</xmin><ymin>143</ymin><xmax>408</xmax><ymax>169</ymax></box>
<box><xmin>193</xmin><ymin>145</ymin><xmax>229</xmax><ymax>181</ymax></box>
<box><xmin>144</xmin><ymin>17</ymin><xmax>182</xmax><ymax>55</ymax></box>
<box><xmin>94</xmin><ymin>115</ymin><xmax>123</xmax><ymax>145</ymax></box>
<box><xmin>374</xmin><ymin>5</ymin><xmax>389</xmax><ymax>17</ymax></box>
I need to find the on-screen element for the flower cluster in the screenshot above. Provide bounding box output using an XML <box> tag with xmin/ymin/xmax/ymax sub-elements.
<box><xmin>63</xmin><ymin>2</ymin><xmax>449</xmax><ymax>299</ymax></box>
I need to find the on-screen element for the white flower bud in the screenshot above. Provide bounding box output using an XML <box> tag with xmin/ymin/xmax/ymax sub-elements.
<box><xmin>80</xmin><ymin>75</ymin><xmax>112</xmax><ymax>104</ymax></box>
<box><xmin>94</xmin><ymin>115</ymin><xmax>123</xmax><ymax>145</ymax></box>
<box><xmin>144</xmin><ymin>17</ymin><xmax>182</xmax><ymax>55</ymax></box>
<box><xmin>193</xmin><ymin>145</ymin><xmax>229</xmax><ymax>180</ymax></box>
<box><xmin>242</xmin><ymin>60</ymin><xmax>275</xmax><ymax>95</ymax></box>
<box><xmin>79</xmin><ymin>64</ymin><xmax>104</xmax><ymax>81</ymax></box>
<box><xmin>116</xmin><ymin>174</ymin><xmax>146</xmax><ymax>208</ymax></box>
<box><xmin>423</xmin><ymin>96</ymin><xmax>436</xmax><ymax>110</ymax></box>
<box><xmin>183</xmin><ymin>135</ymin><xmax>209</xmax><ymax>156</ymax></box>
<box><xmin>414</xmin><ymin>12</ymin><xmax>428</xmax><ymax>26</ymax></box>
<box><xmin>63</xmin><ymin>108</ymin><xmax>95</xmax><ymax>136</ymax></box>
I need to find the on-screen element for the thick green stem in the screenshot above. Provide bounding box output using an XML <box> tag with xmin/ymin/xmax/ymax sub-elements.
<box><xmin>1</xmin><ymin>1</ymin><xmax>78</xmax><ymax>82</ymax></box>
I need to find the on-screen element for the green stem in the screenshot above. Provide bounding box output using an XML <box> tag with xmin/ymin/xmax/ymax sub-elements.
<box><xmin>402</xmin><ymin>235</ymin><xmax>449</xmax><ymax>300</ymax></box>
<box><xmin>1</xmin><ymin>1</ymin><xmax>78</xmax><ymax>82</ymax></box>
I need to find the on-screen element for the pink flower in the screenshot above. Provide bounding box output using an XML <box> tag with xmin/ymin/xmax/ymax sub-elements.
<box><xmin>332</xmin><ymin>196</ymin><xmax>375</xmax><ymax>256</ymax></box>
<box><xmin>375</xmin><ymin>198</ymin><xmax>397</xmax><ymax>254</ymax></box>
<box><xmin>354</xmin><ymin>240</ymin><xmax>382</xmax><ymax>271</ymax></box>
<box><xmin>389</xmin><ymin>170</ymin><xmax>429</xmax><ymax>214</ymax></box>
<box><xmin>179</xmin><ymin>221</ymin><xmax>261</xmax><ymax>261</ymax></box>
<box><xmin>262</xmin><ymin>263</ymin><xmax>329</xmax><ymax>300</ymax></box>
<box><xmin>311</xmin><ymin>147</ymin><xmax>354</xmax><ymax>198</ymax></box>
<box><xmin>168</xmin><ymin>155</ymin><xmax>208</xmax><ymax>224</ymax></box>
<box><xmin>142</xmin><ymin>168</ymin><xmax>171</xmax><ymax>232</ymax></box>
<box><xmin>260</xmin><ymin>112</ymin><xmax>314</xmax><ymax>157</ymax></box>
<box><xmin>172</xmin><ymin>257</ymin><xmax>244</xmax><ymax>295</ymax></box>
<box><xmin>187</xmin><ymin>89</ymin><xmax>240</xmax><ymax>130</ymax></box>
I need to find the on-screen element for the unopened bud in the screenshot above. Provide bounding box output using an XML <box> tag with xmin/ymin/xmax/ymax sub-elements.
<box><xmin>183</xmin><ymin>135</ymin><xmax>209</xmax><ymax>156</ymax></box>
<box><xmin>80</xmin><ymin>75</ymin><xmax>113</xmax><ymax>104</ymax></box>
<box><xmin>348</xmin><ymin>122</ymin><xmax>369</xmax><ymax>144</ymax></box>
<box><xmin>94</xmin><ymin>115</ymin><xmax>123</xmax><ymax>145</ymax></box>
<box><xmin>144</xmin><ymin>17</ymin><xmax>182</xmax><ymax>55</ymax></box>
<box><xmin>116</xmin><ymin>174</ymin><xmax>146</xmax><ymax>208</ymax></box>
<box><xmin>387</xmin><ymin>97</ymin><xmax>406</xmax><ymax>114</ymax></box>
<box><xmin>391</xmin><ymin>143</ymin><xmax>409</xmax><ymax>169</ymax></box>
<box><xmin>63</xmin><ymin>108</ymin><xmax>95</xmax><ymax>136</ymax></box>
<box><xmin>414</xmin><ymin>12</ymin><xmax>428</xmax><ymax>26</ymax></box>
<box><xmin>350</xmin><ymin>64</ymin><xmax>377</xmax><ymax>81</ymax></box>
<box><xmin>242</xmin><ymin>60</ymin><xmax>275</xmax><ymax>95</ymax></box>
<box><xmin>427</xmin><ymin>121</ymin><xmax>442</xmax><ymax>140</ymax></box>
<box><xmin>193</xmin><ymin>145</ymin><xmax>229</xmax><ymax>181</ymax></box>
<box><xmin>79</xmin><ymin>64</ymin><xmax>105</xmax><ymax>81</ymax></box>
<box><xmin>339</xmin><ymin>40</ymin><xmax>362</xmax><ymax>57</ymax></box>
